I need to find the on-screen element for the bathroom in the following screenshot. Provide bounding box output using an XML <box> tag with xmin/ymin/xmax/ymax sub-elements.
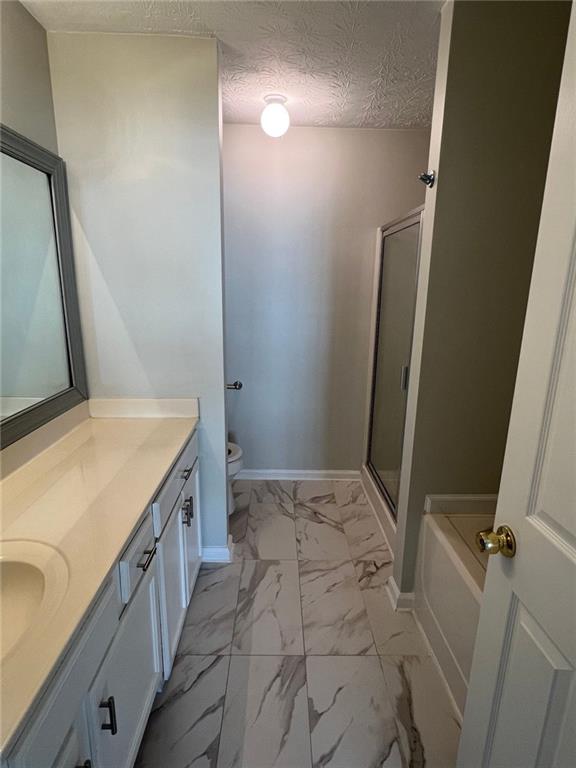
<box><xmin>1</xmin><ymin>1</ymin><xmax>574</xmax><ymax>767</ymax></box>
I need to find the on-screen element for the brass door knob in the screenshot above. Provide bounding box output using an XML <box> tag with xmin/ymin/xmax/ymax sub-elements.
<box><xmin>475</xmin><ymin>525</ymin><xmax>516</xmax><ymax>558</ymax></box>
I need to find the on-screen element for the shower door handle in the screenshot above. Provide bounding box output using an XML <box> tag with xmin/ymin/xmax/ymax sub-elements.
<box><xmin>400</xmin><ymin>366</ymin><xmax>410</xmax><ymax>392</ymax></box>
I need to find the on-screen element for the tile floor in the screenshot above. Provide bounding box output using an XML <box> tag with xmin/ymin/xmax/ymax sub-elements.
<box><xmin>136</xmin><ymin>480</ymin><xmax>461</xmax><ymax>768</ymax></box>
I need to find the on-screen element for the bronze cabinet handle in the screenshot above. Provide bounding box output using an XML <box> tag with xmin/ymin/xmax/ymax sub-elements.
<box><xmin>182</xmin><ymin>496</ymin><xmax>194</xmax><ymax>526</ymax></box>
<box><xmin>136</xmin><ymin>546</ymin><xmax>157</xmax><ymax>572</ymax></box>
<box><xmin>99</xmin><ymin>695</ymin><xmax>118</xmax><ymax>735</ymax></box>
<box><xmin>185</xmin><ymin>496</ymin><xmax>194</xmax><ymax>519</ymax></box>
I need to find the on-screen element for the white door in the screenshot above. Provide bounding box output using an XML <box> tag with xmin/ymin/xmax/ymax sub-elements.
<box><xmin>457</xmin><ymin>7</ymin><xmax>576</xmax><ymax>767</ymax></box>
<box><xmin>51</xmin><ymin>709</ymin><xmax>91</xmax><ymax>768</ymax></box>
<box><xmin>157</xmin><ymin>502</ymin><xmax>188</xmax><ymax>680</ymax></box>
<box><xmin>88</xmin><ymin>565</ymin><xmax>162</xmax><ymax>768</ymax></box>
<box><xmin>181</xmin><ymin>461</ymin><xmax>202</xmax><ymax>604</ymax></box>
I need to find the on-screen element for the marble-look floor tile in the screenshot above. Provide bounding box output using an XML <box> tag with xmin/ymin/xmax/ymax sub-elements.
<box><xmin>306</xmin><ymin>655</ymin><xmax>402</xmax><ymax>768</ymax></box>
<box><xmin>233</xmin><ymin>502</ymin><xmax>297</xmax><ymax>560</ymax></box>
<box><xmin>294</xmin><ymin>479</ymin><xmax>336</xmax><ymax>505</ymax></box>
<box><xmin>334</xmin><ymin>480</ymin><xmax>368</xmax><ymax>508</ymax></box>
<box><xmin>251</xmin><ymin>479</ymin><xmax>293</xmax><ymax>504</ymax></box>
<box><xmin>353</xmin><ymin>560</ymin><xmax>428</xmax><ymax>657</ymax></box>
<box><xmin>354</xmin><ymin>557</ymin><xmax>393</xmax><ymax>590</ymax></box>
<box><xmin>177</xmin><ymin>564</ymin><xmax>241</xmax><ymax>655</ymax></box>
<box><xmin>232</xmin><ymin>479</ymin><xmax>252</xmax><ymax>508</ymax></box>
<box><xmin>232</xmin><ymin>560</ymin><xmax>304</xmax><ymax>654</ymax></box>
<box><xmin>299</xmin><ymin>559</ymin><xmax>375</xmax><ymax>655</ymax></box>
<box><xmin>229</xmin><ymin>507</ymin><xmax>249</xmax><ymax>546</ymax></box>
<box><xmin>136</xmin><ymin>654</ymin><xmax>229</xmax><ymax>768</ymax></box>
<box><xmin>295</xmin><ymin>503</ymin><xmax>350</xmax><ymax>560</ymax></box>
<box><xmin>217</xmin><ymin>656</ymin><xmax>311</xmax><ymax>768</ymax></box>
<box><xmin>229</xmin><ymin>481</ymin><xmax>251</xmax><ymax>543</ymax></box>
<box><xmin>380</xmin><ymin>656</ymin><xmax>461</xmax><ymax>768</ymax></box>
<box><xmin>342</xmin><ymin>505</ymin><xmax>392</xmax><ymax>560</ymax></box>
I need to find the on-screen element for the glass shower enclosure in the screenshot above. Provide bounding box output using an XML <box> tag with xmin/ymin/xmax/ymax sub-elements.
<box><xmin>367</xmin><ymin>207</ymin><xmax>423</xmax><ymax>516</ymax></box>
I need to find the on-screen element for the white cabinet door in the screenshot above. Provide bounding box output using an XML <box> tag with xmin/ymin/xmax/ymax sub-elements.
<box><xmin>52</xmin><ymin>709</ymin><xmax>91</xmax><ymax>768</ymax></box>
<box><xmin>8</xmin><ymin>582</ymin><xmax>119</xmax><ymax>768</ymax></box>
<box><xmin>458</xmin><ymin>9</ymin><xmax>576</xmax><ymax>766</ymax></box>
<box><xmin>181</xmin><ymin>460</ymin><xmax>202</xmax><ymax>604</ymax></box>
<box><xmin>157</xmin><ymin>502</ymin><xmax>188</xmax><ymax>679</ymax></box>
<box><xmin>88</xmin><ymin>562</ymin><xmax>162</xmax><ymax>768</ymax></box>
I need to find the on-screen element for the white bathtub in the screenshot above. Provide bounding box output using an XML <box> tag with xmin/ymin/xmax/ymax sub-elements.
<box><xmin>415</xmin><ymin>495</ymin><xmax>497</xmax><ymax>718</ymax></box>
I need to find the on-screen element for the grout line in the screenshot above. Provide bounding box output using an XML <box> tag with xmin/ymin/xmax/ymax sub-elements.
<box><xmin>293</xmin><ymin>486</ymin><xmax>315</xmax><ymax>768</ymax></box>
<box><xmin>216</xmin><ymin>525</ymin><xmax>244</xmax><ymax>763</ymax></box>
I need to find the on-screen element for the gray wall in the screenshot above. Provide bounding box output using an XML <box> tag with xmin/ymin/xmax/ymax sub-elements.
<box><xmin>394</xmin><ymin>0</ymin><xmax>571</xmax><ymax>592</ymax></box>
<box><xmin>48</xmin><ymin>33</ymin><xmax>228</xmax><ymax>548</ymax></box>
<box><xmin>0</xmin><ymin>0</ymin><xmax>58</xmax><ymax>152</ymax></box>
<box><xmin>223</xmin><ymin>125</ymin><xmax>428</xmax><ymax>470</ymax></box>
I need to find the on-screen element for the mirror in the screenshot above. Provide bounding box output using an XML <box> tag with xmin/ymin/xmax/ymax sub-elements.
<box><xmin>0</xmin><ymin>125</ymin><xmax>87</xmax><ymax>448</ymax></box>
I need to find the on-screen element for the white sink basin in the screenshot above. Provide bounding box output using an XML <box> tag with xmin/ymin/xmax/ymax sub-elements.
<box><xmin>0</xmin><ymin>540</ymin><xmax>68</xmax><ymax>660</ymax></box>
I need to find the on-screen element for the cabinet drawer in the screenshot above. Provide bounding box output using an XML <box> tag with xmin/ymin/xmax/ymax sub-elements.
<box><xmin>151</xmin><ymin>430</ymin><xmax>198</xmax><ymax>538</ymax></box>
<box><xmin>118</xmin><ymin>516</ymin><xmax>156</xmax><ymax>605</ymax></box>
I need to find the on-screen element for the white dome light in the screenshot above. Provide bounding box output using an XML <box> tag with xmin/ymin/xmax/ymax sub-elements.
<box><xmin>260</xmin><ymin>95</ymin><xmax>290</xmax><ymax>138</ymax></box>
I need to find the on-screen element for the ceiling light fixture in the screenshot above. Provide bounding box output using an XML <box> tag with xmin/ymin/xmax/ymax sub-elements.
<box><xmin>260</xmin><ymin>94</ymin><xmax>290</xmax><ymax>138</ymax></box>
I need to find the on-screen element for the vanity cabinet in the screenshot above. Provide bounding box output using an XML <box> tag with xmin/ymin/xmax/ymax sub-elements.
<box><xmin>87</xmin><ymin>562</ymin><xmax>162</xmax><ymax>768</ymax></box>
<box><xmin>5</xmin><ymin>427</ymin><xmax>200</xmax><ymax>768</ymax></box>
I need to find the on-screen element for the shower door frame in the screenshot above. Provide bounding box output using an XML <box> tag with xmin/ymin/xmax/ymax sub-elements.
<box><xmin>366</xmin><ymin>205</ymin><xmax>424</xmax><ymax>518</ymax></box>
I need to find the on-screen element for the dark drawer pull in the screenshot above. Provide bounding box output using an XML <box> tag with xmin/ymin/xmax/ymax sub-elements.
<box><xmin>99</xmin><ymin>696</ymin><xmax>118</xmax><ymax>735</ymax></box>
<box><xmin>136</xmin><ymin>546</ymin><xmax>157</xmax><ymax>572</ymax></box>
<box><xmin>182</xmin><ymin>496</ymin><xmax>194</xmax><ymax>527</ymax></box>
<box><xmin>180</xmin><ymin>467</ymin><xmax>192</xmax><ymax>480</ymax></box>
<box><xmin>75</xmin><ymin>761</ymin><xmax>92</xmax><ymax>768</ymax></box>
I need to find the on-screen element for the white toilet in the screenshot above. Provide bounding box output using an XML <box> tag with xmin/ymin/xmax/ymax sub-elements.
<box><xmin>227</xmin><ymin>442</ymin><xmax>244</xmax><ymax>515</ymax></box>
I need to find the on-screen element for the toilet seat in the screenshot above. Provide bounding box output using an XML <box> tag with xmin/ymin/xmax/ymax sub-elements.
<box><xmin>227</xmin><ymin>442</ymin><xmax>244</xmax><ymax>480</ymax></box>
<box><xmin>227</xmin><ymin>442</ymin><xmax>243</xmax><ymax>463</ymax></box>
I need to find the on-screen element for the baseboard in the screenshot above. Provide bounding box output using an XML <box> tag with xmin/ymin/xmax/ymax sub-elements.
<box><xmin>89</xmin><ymin>398</ymin><xmax>199</xmax><ymax>418</ymax></box>
<box><xmin>236</xmin><ymin>469</ymin><xmax>361</xmax><ymax>481</ymax></box>
<box><xmin>360</xmin><ymin>464</ymin><xmax>396</xmax><ymax>552</ymax></box>
<box><xmin>201</xmin><ymin>545</ymin><xmax>231</xmax><ymax>563</ymax></box>
<box><xmin>386</xmin><ymin>575</ymin><xmax>415</xmax><ymax>612</ymax></box>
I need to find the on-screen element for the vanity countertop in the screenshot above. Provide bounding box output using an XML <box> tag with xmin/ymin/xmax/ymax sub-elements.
<box><xmin>0</xmin><ymin>416</ymin><xmax>198</xmax><ymax>753</ymax></box>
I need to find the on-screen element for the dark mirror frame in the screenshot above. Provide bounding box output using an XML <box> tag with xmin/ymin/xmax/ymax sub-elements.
<box><xmin>0</xmin><ymin>124</ymin><xmax>88</xmax><ymax>449</ymax></box>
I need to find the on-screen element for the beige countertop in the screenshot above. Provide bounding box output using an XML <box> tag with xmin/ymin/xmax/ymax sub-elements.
<box><xmin>0</xmin><ymin>416</ymin><xmax>198</xmax><ymax>753</ymax></box>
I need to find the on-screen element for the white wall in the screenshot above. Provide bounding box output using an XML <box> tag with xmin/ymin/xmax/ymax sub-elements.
<box><xmin>223</xmin><ymin>125</ymin><xmax>428</xmax><ymax>471</ymax></box>
<box><xmin>48</xmin><ymin>33</ymin><xmax>228</xmax><ymax>548</ymax></box>
<box><xmin>0</xmin><ymin>0</ymin><xmax>58</xmax><ymax>153</ymax></box>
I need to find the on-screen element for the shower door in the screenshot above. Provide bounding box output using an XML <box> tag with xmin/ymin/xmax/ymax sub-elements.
<box><xmin>367</xmin><ymin>207</ymin><xmax>422</xmax><ymax>516</ymax></box>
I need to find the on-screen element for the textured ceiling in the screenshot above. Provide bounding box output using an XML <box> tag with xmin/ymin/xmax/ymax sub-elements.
<box><xmin>26</xmin><ymin>1</ymin><xmax>441</xmax><ymax>128</ymax></box>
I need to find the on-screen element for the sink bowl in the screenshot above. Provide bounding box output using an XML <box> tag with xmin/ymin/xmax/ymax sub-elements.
<box><xmin>0</xmin><ymin>540</ymin><xmax>68</xmax><ymax>660</ymax></box>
